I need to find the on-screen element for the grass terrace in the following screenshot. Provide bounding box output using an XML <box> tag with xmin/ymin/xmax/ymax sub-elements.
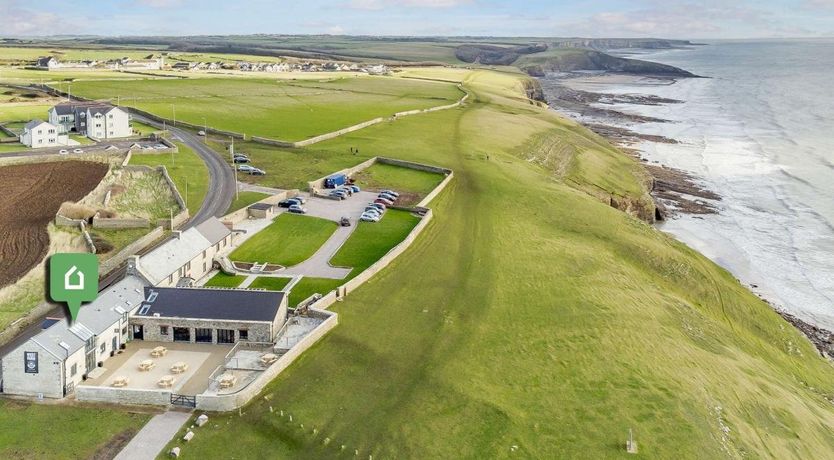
<box><xmin>65</xmin><ymin>76</ymin><xmax>464</xmax><ymax>141</ymax></box>
<box><xmin>203</xmin><ymin>272</ymin><xmax>247</xmax><ymax>288</ymax></box>
<box><xmin>353</xmin><ymin>162</ymin><xmax>445</xmax><ymax>206</ymax></box>
<box><xmin>249</xmin><ymin>276</ymin><xmax>292</xmax><ymax>291</ymax></box>
<box><xmin>230</xmin><ymin>213</ymin><xmax>337</xmax><ymax>267</ymax></box>
<box><xmin>227</xmin><ymin>191</ymin><xmax>270</xmax><ymax>214</ymax></box>
<box><xmin>127</xmin><ymin>142</ymin><xmax>208</xmax><ymax>215</ymax></box>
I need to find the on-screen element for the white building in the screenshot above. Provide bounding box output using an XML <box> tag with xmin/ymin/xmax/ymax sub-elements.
<box><xmin>20</xmin><ymin>119</ymin><xmax>62</xmax><ymax>148</ymax></box>
<box><xmin>0</xmin><ymin>275</ymin><xmax>146</xmax><ymax>398</ymax></box>
<box><xmin>132</xmin><ymin>217</ymin><xmax>232</xmax><ymax>288</ymax></box>
<box><xmin>48</xmin><ymin>103</ymin><xmax>132</xmax><ymax>140</ymax></box>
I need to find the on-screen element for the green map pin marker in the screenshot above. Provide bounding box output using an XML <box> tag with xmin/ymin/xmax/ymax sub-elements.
<box><xmin>49</xmin><ymin>253</ymin><xmax>98</xmax><ymax>322</ymax></box>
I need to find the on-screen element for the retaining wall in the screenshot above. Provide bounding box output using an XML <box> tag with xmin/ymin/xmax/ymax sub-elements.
<box><xmin>221</xmin><ymin>189</ymin><xmax>300</xmax><ymax>225</ymax></box>
<box><xmin>76</xmin><ymin>385</ymin><xmax>173</xmax><ymax>406</ymax></box>
<box><xmin>196</xmin><ymin>308</ymin><xmax>338</xmax><ymax>412</ymax></box>
<box><xmin>98</xmin><ymin>226</ymin><xmax>165</xmax><ymax>275</ymax></box>
<box><xmin>418</xmin><ymin>170</ymin><xmax>454</xmax><ymax>207</ymax></box>
<box><xmin>307</xmin><ymin>157</ymin><xmax>378</xmax><ymax>192</ymax></box>
<box><xmin>92</xmin><ymin>215</ymin><xmax>150</xmax><ymax>229</ymax></box>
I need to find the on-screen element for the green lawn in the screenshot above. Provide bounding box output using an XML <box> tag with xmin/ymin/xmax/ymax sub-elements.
<box><xmin>353</xmin><ymin>162</ymin><xmax>445</xmax><ymax>206</ymax></box>
<box><xmin>131</xmin><ymin>120</ymin><xmax>161</xmax><ymax>136</ymax></box>
<box><xmin>0</xmin><ymin>103</ymin><xmax>53</xmax><ymax>123</ymax></box>
<box><xmin>168</xmin><ymin>68</ymin><xmax>834</xmax><ymax>459</ymax></box>
<box><xmin>66</xmin><ymin>77</ymin><xmax>464</xmax><ymax>141</ymax></box>
<box><xmin>127</xmin><ymin>142</ymin><xmax>208</xmax><ymax>215</ymax></box>
<box><xmin>249</xmin><ymin>276</ymin><xmax>292</xmax><ymax>291</ymax></box>
<box><xmin>0</xmin><ymin>399</ymin><xmax>151</xmax><ymax>460</ymax></box>
<box><xmin>286</xmin><ymin>209</ymin><xmax>420</xmax><ymax>306</ymax></box>
<box><xmin>226</xmin><ymin>191</ymin><xmax>269</xmax><ymax>214</ymax></box>
<box><xmin>203</xmin><ymin>272</ymin><xmax>247</xmax><ymax>288</ymax></box>
<box><xmin>229</xmin><ymin>213</ymin><xmax>337</xmax><ymax>266</ymax></box>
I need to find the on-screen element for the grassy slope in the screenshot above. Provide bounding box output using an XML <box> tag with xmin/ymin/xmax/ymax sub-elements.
<box><xmin>203</xmin><ymin>272</ymin><xmax>247</xmax><ymax>288</ymax></box>
<box><xmin>65</xmin><ymin>77</ymin><xmax>463</xmax><ymax>141</ymax></box>
<box><xmin>230</xmin><ymin>213</ymin><xmax>338</xmax><ymax>266</ymax></box>
<box><xmin>170</xmin><ymin>68</ymin><xmax>834</xmax><ymax>459</ymax></box>
<box><xmin>0</xmin><ymin>400</ymin><xmax>151</xmax><ymax>460</ymax></box>
<box><xmin>127</xmin><ymin>142</ymin><xmax>208</xmax><ymax>215</ymax></box>
<box><xmin>226</xmin><ymin>191</ymin><xmax>269</xmax><ymax>214</ymax></box>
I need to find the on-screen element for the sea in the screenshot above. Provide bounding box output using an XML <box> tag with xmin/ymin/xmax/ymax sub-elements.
<box><xmin>549</xmin><ymin>40</ymin><xmax>834</xmax><ymax>329</ymax></box>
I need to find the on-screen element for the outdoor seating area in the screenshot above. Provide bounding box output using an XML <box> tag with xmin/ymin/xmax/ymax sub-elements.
<box><xmin>79</xmin><ymin>341</ymin><xmax>232</xmax><ymax>396</ymax></box>
<box><xmin>260</xmin><ymin>353</ymin><xmax>278</xmax><ymax>366</ymax></box>
<box><xmin>218</xmin><ymin>373</ymin><xmax>238</xmax><ymax>389</ymax></box>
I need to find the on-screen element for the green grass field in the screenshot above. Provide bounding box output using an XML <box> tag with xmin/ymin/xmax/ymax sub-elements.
<box><xmin>65</xmin><ymin>77</ymin><xmax>463</xmax><ymax>141</ymax></box>
<box><xmin>127</xmin><ymin>142</ymin><xmax>208</xmax><ymax>215</ymax></box>
<box><xmin>0</xmin><ymin>103</ymin><xmax>53</xmax><ymax>123</ymax></box>
<box><xmin>203</xmin><ymin>272</ymin><xmax>247</xmax><ymax>288</ymax></box>
<box><xmin>166</xmin><ymin>68</ymin><xmax>834</xmax><ymax>459</ymax></box>
<box><xmin>286</xmin><ymin>209</ymin><xmax>420</xmax><ymax>306</ymax></box>
<box><xmin>226</xmin><ymin>191</ymin><xmax>269</xmax><ymax>214</ymax></box>
<box><xmin>230</xmin><ymin>213</ymin><xmax>337</xmax><ymax>266</ymax></box>
<box><xmin>353</xmin><ymin>162</ymin><xmax>445</xmax><ymax>205</ymax></box>
<box><xmin>0</xmin><ymin>399</ymin><xmax>151</xmax><ymax>460</ymax></box>
<box><xmin>249</xmin><ymin>276</ymin><xmax>292</xmax><ymax>291</ymax></box>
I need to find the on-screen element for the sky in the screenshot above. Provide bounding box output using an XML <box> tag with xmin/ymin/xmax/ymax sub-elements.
<box><xmin>3</xmin><ymin>0</ymin><xmax>834</xmax><ymax>38</ymax></box>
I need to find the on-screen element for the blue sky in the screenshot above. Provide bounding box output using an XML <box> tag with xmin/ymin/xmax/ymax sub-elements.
<box><xmin>3</xmin><ymin>0</ymin><xmax>834</xmax><ymax>38</ymax></box>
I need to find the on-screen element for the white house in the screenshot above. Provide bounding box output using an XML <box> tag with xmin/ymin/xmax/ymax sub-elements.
<box><xmin>20</xmin><ymin>119</ymin><xmax>61</xmax><ymax>148</ymax></box>
<box><xmin>48</xmin><ymin>103</ymin><xmax>132</xmax><ymax>140</ymax></box>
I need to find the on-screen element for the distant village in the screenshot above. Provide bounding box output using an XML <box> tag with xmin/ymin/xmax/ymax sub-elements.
<box><xmin>34</xmin><ymin>55</ymin><xmax>389</xmax><ymax>75</ymax></box>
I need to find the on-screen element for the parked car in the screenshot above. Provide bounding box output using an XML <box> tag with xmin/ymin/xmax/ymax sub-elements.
<box><xmin>58</xmin><ymin>149</ymin><xmax>68</xmax><ymax>155</ymax></box>
<box><xmin>249</xmin><ymin>168</ymin><xmax>266</xmax><ymax>176</ymax></box>
<box><xmin>378</xmin><ymin>192</ymin><xmax>398</xmax><ymax>202</ymax></box>
<box><xmin>290</xmin><ymin>195</ymin><xmax>307</xmax><ymax>204</ymax></box>
<box><xmin>339</xmin><ymin>187</ymin><xmax>353</xmax><ymax>196</ymax></box>
<box><xmin>339</xmin><ymin>217</ymin><xmax>351</xmax><ymax>227</ymax></box>
<box><xmin>375</xmin><ymin>197</ymin><xmax>394</xmax><ymax>206</ymax></box>
<box><xmin>329</xmin><ymin>190</ymin><xmax>346</xmax><ymax>200</ymax></box>
<box><xmin>363</xmin><ymin>208</ymin><xmax>382</xmax><ymax>218</ymax></box>
<box><xmin>368</xmin><ymin>202</ymin><xmax>386</xmax><ymax>212</ymax></box>
<box><xmin>233</xmin><ymin>156</ymin><xmax>250</xmax><ymax>163</ymax></box>
<box><xmin>238</xmin><ymin>164</ymin><xmax>255</xmax><ymax>172</ymax></box>
<box><xmin>278</xmin><ymin>198</ymin><xmax>301</xmax><ymax>208</ymax></box>
<box><xmin>197</xmin><ymin>130</ymin><xmax>206</xmax><ymax>136</ymax></box>
<box><xmin>72</xmin><ymin>148</ymin><xmax>83</xmax><ymax>154</ymax></box>
<box><xmin>288</xmin><ymin>204</ymin><xmax>307</xmax><ymax>214</ymax></box>
<box><xmin>380</xmin><ymin>189</ymin><xmax>399</xmax><ymax>197</ymax></box>
<box><xmin>360</xmin><ymin>213</ymin><xmax>381</xmax><ymax>222</ymax></box>
<box><xmin>349</xmin><ymin>185</ymin><xmax>361</xmax><ymax>193</ymax></box>
<box><xmin>364</xmin><ymin>206</ymin><xmax>383</xmax><ymax>215</ymax></box>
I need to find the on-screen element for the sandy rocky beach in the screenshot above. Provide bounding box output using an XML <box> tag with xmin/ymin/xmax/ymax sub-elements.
<box><xmin>538</xmin><ymin>70</ymin><xmax>834</xmax><ymax>358</ymax></box>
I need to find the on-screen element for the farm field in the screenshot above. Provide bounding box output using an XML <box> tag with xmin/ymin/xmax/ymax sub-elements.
<box><xmin>0</xmin><ymin>161</ymin><xmax>107</xmax><ymax>289</ymax></box>
<box><xmin>0</xmin><ymin>103</ymin><xmax>54</xmax><ymax>124</ymax></box>
<box><xmin>230</xmin><ymin>213</ymin><xmax>337</xmax><ymax>267</ymax></box>
<box><xmin>168</xmin><ymin>68</ymin><xmax>834</xmax><ymax>459</ymax></box>
<box><xmin>127</xmin><ymin>142</ymin><xmax>208</xmax><ymax>215</ymax></box>
<box><xmin>65</xmin><ymin>77</ymin><xmax>464</xmax><ymax>141</ymax></box>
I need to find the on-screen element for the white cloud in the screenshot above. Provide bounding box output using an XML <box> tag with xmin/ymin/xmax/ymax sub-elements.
<box><xmin>347</xmin><ymin>0</ymin><xmax>472</xmax><ymax>10</ymax></box>
<box><xmin>0</xmin><ymin>1</ymin><xmax>72</xmax><ymax>36</ymax></box>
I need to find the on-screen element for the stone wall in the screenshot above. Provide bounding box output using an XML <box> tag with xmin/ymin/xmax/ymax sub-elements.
<box><xmin>92</xmin><ymin>214</ymin><xmax>150</xmax><ymax>229</ymax></box>
<box><xmin>124</xmin><ymin>107</ymin><xmax>246</xmax><ymax>140</ymax></box>
<box><xmin>307</xmin><ymin>157</ymin><xmax>378</xmax><ymax>192</ymax></box>
<box><xmin>99</xmin><ymin>226</ymin><xmax>165</xmax><ymax>275</ymax></box>
<box><xmin>221</xmin><ymin>189</ymin><xmax>300</xmax><ymax>225</ymax></box>
<box><xmin>130</xmin><ymin>318</ymin><xmax>276</xmax><ymax>344</ymax></box>
<box><xmin>377</xmin><ymin>156</ymin><xmax>452</xmax><ymax>175</ymax></box>
<box><xmin>196</xmin><ymin>308</ymin><xmax>338</xmax><ymax>412</ymax></box>
<box><xmin>76</xmin><ymin>386</ymin><xmax>172</xmax><ymax>406</ymax></box>
<box><xmin>418</xmin><ymin>170</ymin><xmax>454</xmax><ymax>208</ymax></box>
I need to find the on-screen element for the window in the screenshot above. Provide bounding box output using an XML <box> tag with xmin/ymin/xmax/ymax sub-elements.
<box><xmin>173</xmin><ymin>327</ymin><xmax>191</xmax><ymax>342</ymax></box>
<box><xmin>238</xmin><ymin>329</ymin><xmax>249</xmax><ymax>341</ymax></box>
<box><xmin>38</xmin><ymin>139</ymin><xmax>43</xmax><ymax>144</ymax></box>
<box><xmin>217</xmin><ymin>329</ymin><xmax>235</xmax><ymax>344</ymax></box>
<box><xmin>95</xmin><ymin>123</ymin><xmax>101</xmax><ymax>128</ymax></box>
<box><xmin>160</xmin><ymin>326</ymin><xmax>169</xmax><ymax>336</ymax></box>
<box><xmin>109</xmin><ymin>114</ymin><xmax>113</xmax><ymax>119</ymax></box>
<box><xmin>195</xmin><ymin>328</ymin><xmax>212</xmax><ymax>343</ymax></box>
<box><xmin>202</xmin><ymin>250</ymin><xmax>207</xmax><ymax>259</ymax></box>
<box><xmin>37</xmin><ymin>129</ymin><xmax>42</xmax><ymax>134</ymax></box>
<box><xmin>203</xmin><ymin>262</ymin><xmax>207</xmax><ymax>273</ymax></box>
<box><xmin>122</xmin><ymin>326</ymin><xmax>127</xmax><ymax>335</ymax></box>
<box><xmin>70</xmin><ymin>363</ymin><xmax>77</xmax><ymax>376</ymax></box>
<box><xmin>168</xmin><ymin>274</ymin><xmax>173</xmax><ymax>284</ymax></box>
<box><xmin>100</xmin><ymin>342</ymin><xmax>106</xmax><ymax>354</ymax></box>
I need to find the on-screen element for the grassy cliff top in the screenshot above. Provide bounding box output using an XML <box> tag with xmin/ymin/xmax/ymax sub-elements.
<box><xmin>161</xmin><ymin>67</ymin><xmax>834</xmax><ymax>458</ymax></box>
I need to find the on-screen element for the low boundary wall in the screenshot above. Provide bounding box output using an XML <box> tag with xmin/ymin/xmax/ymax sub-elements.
<box><xmin>99</xmin><ymin>226</ymin><xmax>165</xmax><ymax>275</ymax></box>
<box><xmin>196</xmin><ymin>308</ymin><xmax>338</xmax><ymax>411</ymax></box>
<box><xmin>76</xmin><ymin>385</ymin><xmax>173</xmax><ymax>406</ymax></box>
<box><xmin>221</xmin><ymin>189</ymin><xmax>300</xmax><ymax>225</ymax></box>
<box><xmin>307</xmin><ymin>157</ymin><xmax>377</xmax><ymax>192</ymax></box>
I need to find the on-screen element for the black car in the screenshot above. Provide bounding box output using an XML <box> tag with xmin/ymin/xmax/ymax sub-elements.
<box><xmin>278</xmin><ymin>198</ymin><xmax>300</xmax><ymax>208</ymax></box>
<box><xmin>233</xmin><ymin>156</ymin><xmax>250</xmax><ymax>163</ymax></box>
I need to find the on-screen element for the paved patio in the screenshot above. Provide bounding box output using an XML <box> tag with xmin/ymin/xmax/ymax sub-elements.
<box><xmin>79</xmin><ymin>341</ymin><xmax>232</xmax><ymax>396</ymax></box>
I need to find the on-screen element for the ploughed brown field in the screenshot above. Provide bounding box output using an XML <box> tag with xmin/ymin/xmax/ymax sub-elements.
<box><xmin>0</xmin><ymin>161</ymin><xmax>108</xmax><ymax>288</ymax></box>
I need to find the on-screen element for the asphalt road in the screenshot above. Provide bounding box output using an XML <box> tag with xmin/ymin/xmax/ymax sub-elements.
<box><xmin>0</xmin><ymin>115</ymin><xmax>237</xmax><ymax>357</ymax></box>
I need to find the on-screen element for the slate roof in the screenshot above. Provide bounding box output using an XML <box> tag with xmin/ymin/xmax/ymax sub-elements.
<box><xmin>137</xmin><ymin>217</ymin><xmax>231</xmax><ymax>285</ymax></box>
<box><xmin>137</xmin><ymin>286</ymin><xmax>284</xmax><ymax>322</ymax></box>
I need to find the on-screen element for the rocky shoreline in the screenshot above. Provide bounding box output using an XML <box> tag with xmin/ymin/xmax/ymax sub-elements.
<box><xmin>537</xmin><ymin>74</ymin><xmax>720</xmax><ymax>218</ymax></box>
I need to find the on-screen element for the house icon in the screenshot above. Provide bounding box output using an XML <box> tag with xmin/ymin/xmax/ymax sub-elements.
<box><xmin>64</xmin><ymin>266</ymin><xmax>85</xmax><ymax>291</ymax></box>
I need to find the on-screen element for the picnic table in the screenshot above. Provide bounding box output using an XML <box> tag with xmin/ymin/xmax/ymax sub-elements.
<box><xmin>158</xmin><ymin>375</ymin><xmax>176</xmax><ymax>388</ymax></box>
<box><xmin>218</xmin><ymin>373</ymin><xmax>237</xmax><ymax>389</ymax></box>
<box><xmin>111</xmin><ymin>376</ymin><xmax>129</xmax><ymax>388</ymax></box>
<box><xmin>151</xmin><ymin>346</ymin><xmax>168</xmax><ymax>357</ymax></box>
<box><xmin>260</xmin><ymin>353</ymin><xmax>278</xmax><ymax>366</ymax></box>
<box><xmin>138</xmin><ymin>359</ymin><xmax>155</xmax><ymax>371</ymax></box>
<box><xmin>171</xmin><ymin>362</ymin><xmax>189</xmax><ymax>374</ymax></box>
